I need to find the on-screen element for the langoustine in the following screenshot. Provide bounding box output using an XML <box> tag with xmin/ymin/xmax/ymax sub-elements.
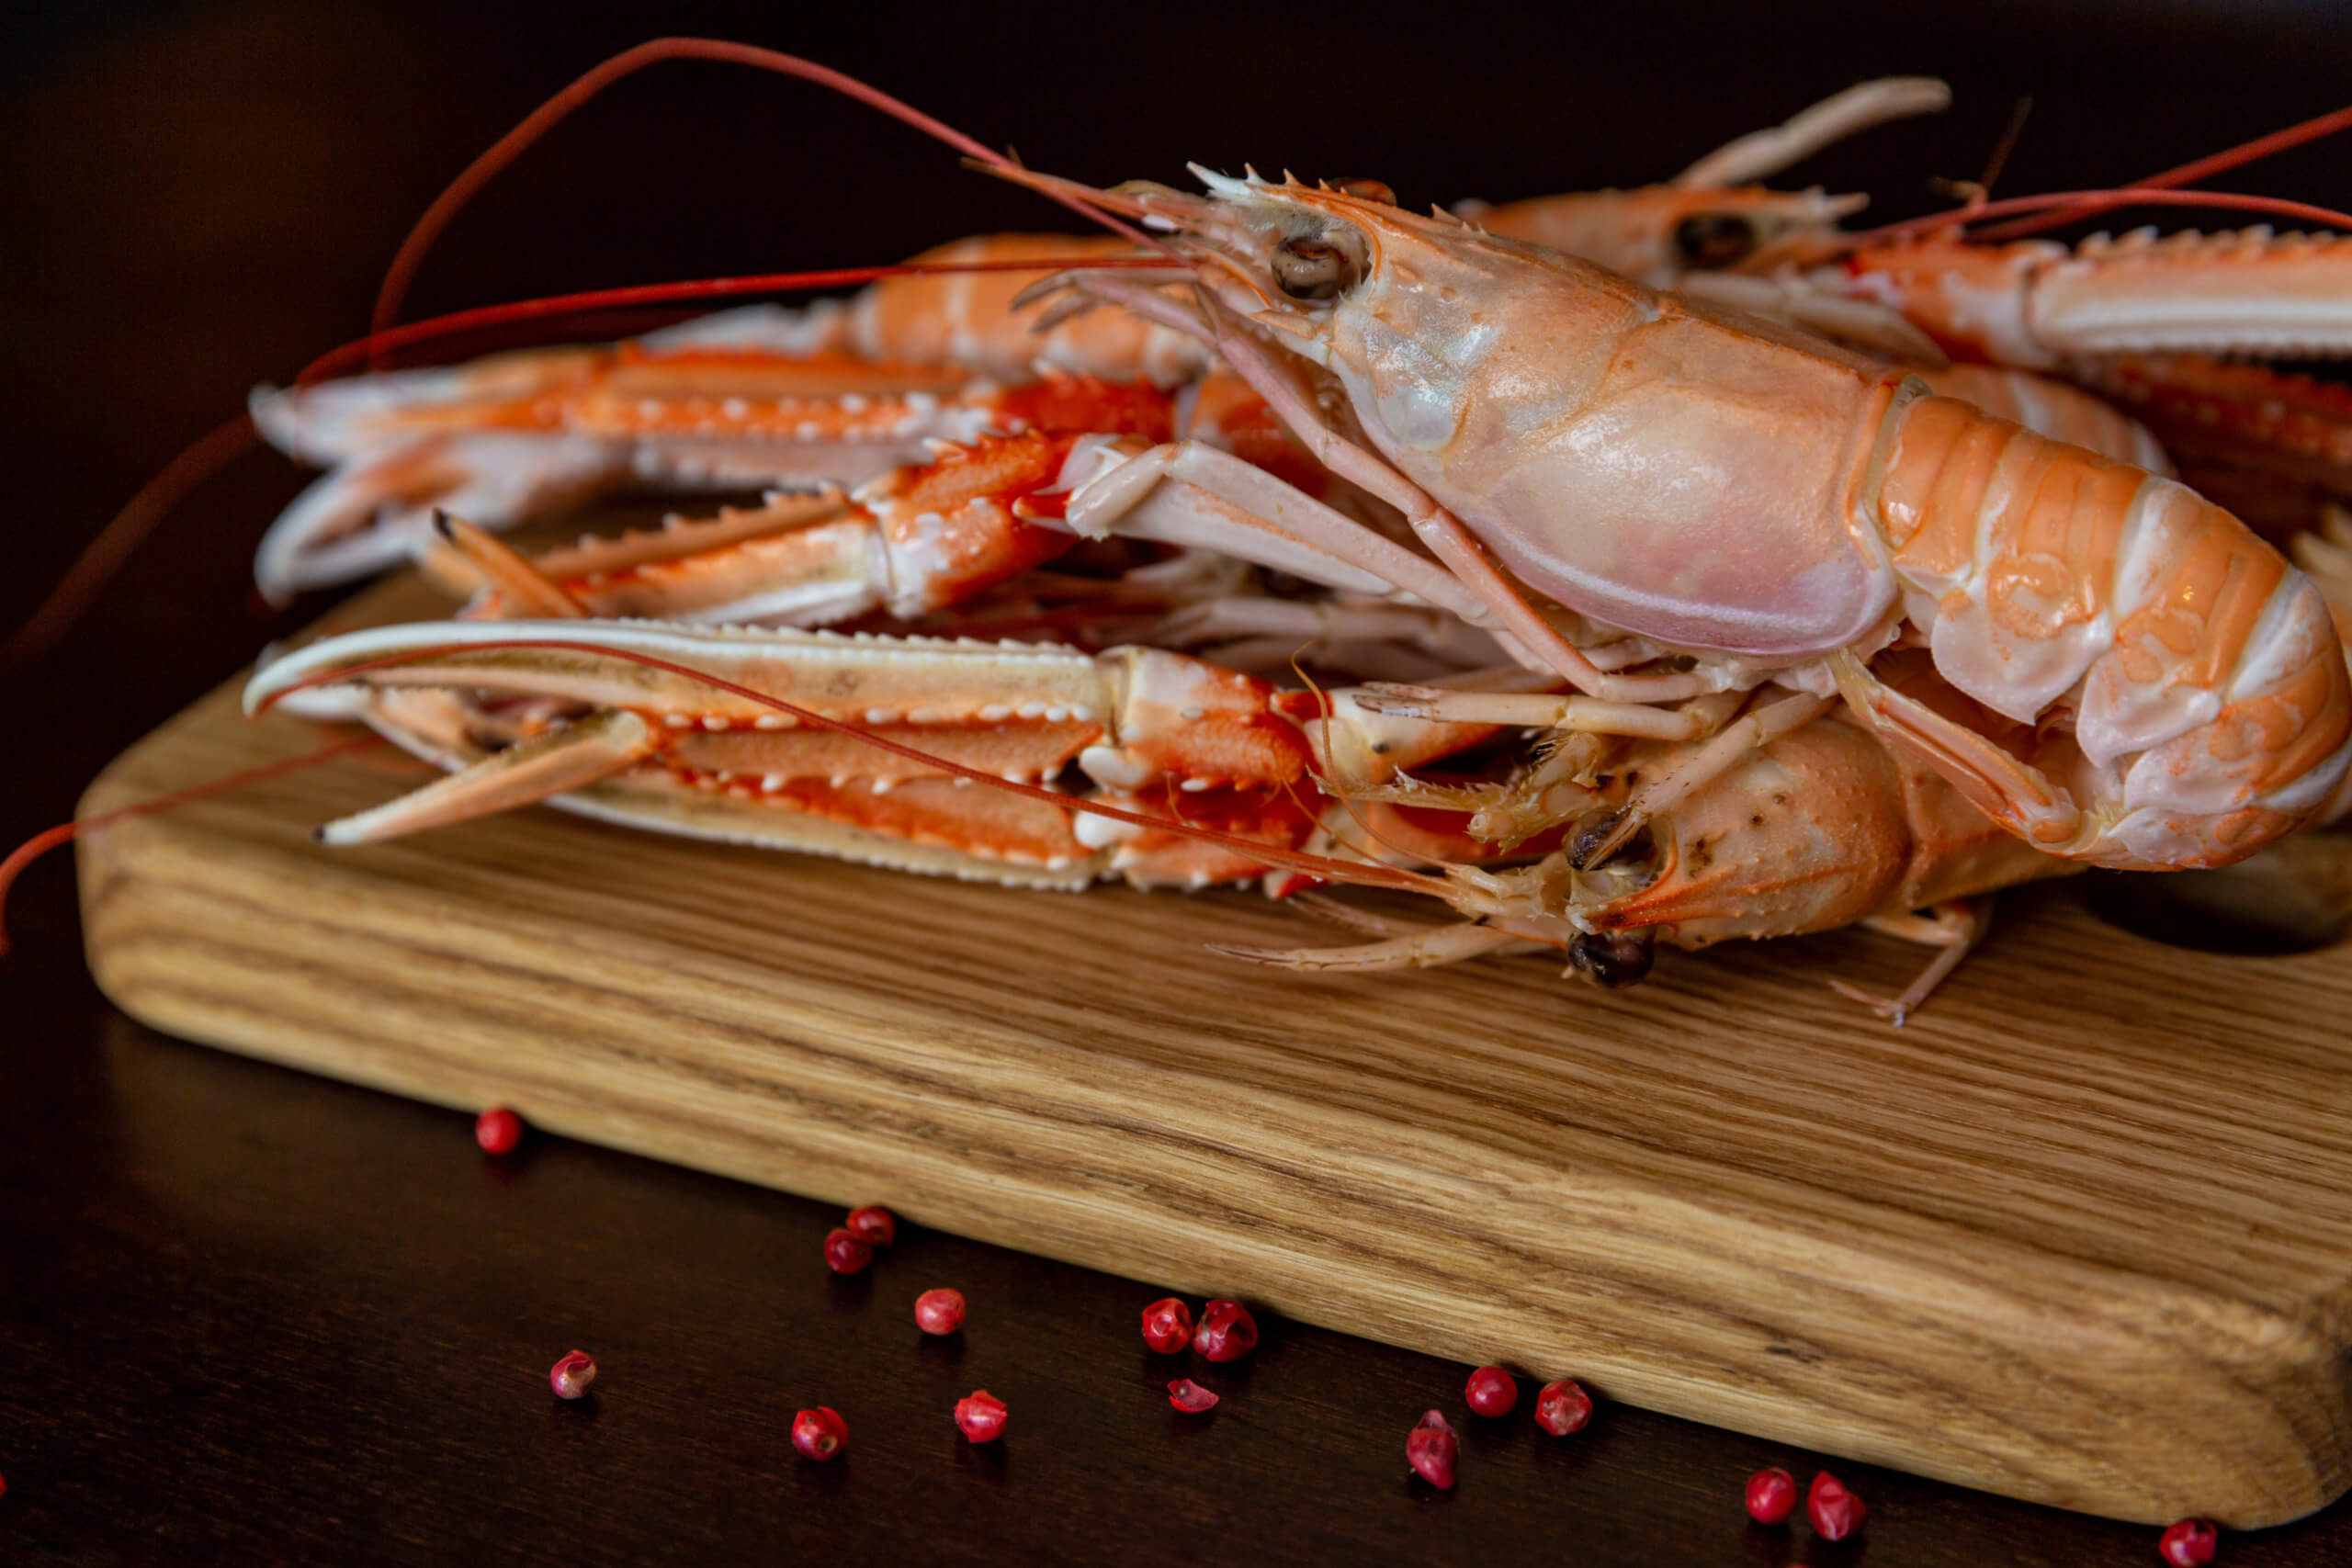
<box><xmin>243</xmin><ymin>614</ymin><xmax>2067</xmax><ymax>1021</ymax></box>
<box><xmin>1007</xmin><ymin>164</ymin><xmax>2348</xmax><ymax>870</ymax></box>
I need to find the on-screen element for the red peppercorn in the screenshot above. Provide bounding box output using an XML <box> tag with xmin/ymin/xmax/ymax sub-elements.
<box><xmin>1534</xmin><ymin>1377</ymin><xmax>1593</xmax><ymax>1436</ymax></box>
<box><xmin>914</xmin><ymin>1288</ymin><xmax>966</xmax><ymax>1336</ymax></box>
<box><xmin>1167</xmin><ymin>1378</ymin><xmax>1219</xmax><ymax>1414</ymax></box>
<box><xmin>845</xmin><ymin>1205</ymin><xmax>896</xmax><ymax>1247</ymax></box>
<box><xmin>823</xmin><ymin>1226</ymin><xmax>873</xmax><ymax>1275</ymax></box>
<box><xmin>1406</xmin><ymin>1409</ymin><xmax>1458</xmax><ymax>1490</ymax></box>
<box><xmin>792</xmin><ymin>1405</ymin><xmax>847</xmax><ymax>1461</ymax></box>
<box><xmin>1806</xmin><ymin>1471</ymin><xmax>1867</xmax><ymax>1541</ymax></box>
<box><xmin>1193</xmin><ymin>1299</ymin><xmax>1258</xmax><ymax>1362</ymax></box>
<box><xmin>2158</xmin><ymin>1519</ymin><xmax>2218</xmax><ymax>1566</ymax></box>
<box><xmin>548</xmin><ymin>1350</ymin><xmax>596</xmax><ymax>1400</ymax></box>
<box><xmin>956</xmin><ymin>1390</ymin><xmax>1009</xmax><ymax>1443</ymax></box>
<box><xmin>1140</xmin><ymin>1296</ymin><xmax>1193</xmax><ymax>1354</ymax></box>
<box><xmin>474</xmin><ymin>1106</ymin><xmax>523</xmax><ymax>1155</ymax></box>
<box><xmin>1745</xmin><ymin>1467</ymin><xmax>1797</xmax><ymax>1525</ymax></box>
<box><xmin>1464</xmin><ymin>1364</ymin><xmax>1519</xmax><ymax>1417</ymax></box>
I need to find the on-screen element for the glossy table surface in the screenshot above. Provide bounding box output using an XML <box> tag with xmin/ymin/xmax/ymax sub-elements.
<box><xmin>6</xmin><ymin>3</ymin><xmax>2350</xmax><ymax>1561</ymax></box>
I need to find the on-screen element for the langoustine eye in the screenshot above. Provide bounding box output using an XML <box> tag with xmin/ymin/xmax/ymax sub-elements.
<box><xmin>1272</xmin><ymin>231</ymin><xmax>1365</xmax><ymax>301</ymax></box>
<box><xmin>1672</xmin><ymin>211</ymin><xmax>1761</xmax><ymax>269</ymax></box>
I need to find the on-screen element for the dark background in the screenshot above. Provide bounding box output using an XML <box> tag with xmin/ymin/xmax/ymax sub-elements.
<box><xmin>5</xmin><ymin>2</ymin><xmax>2351</xmax><ymax>1562</ymax></box>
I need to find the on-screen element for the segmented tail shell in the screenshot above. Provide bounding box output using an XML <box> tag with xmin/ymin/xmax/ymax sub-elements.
<box><xmin>1879</xmin><ymin>396</ymin><xmax>2352</xmax><ymax>866</ymax></box>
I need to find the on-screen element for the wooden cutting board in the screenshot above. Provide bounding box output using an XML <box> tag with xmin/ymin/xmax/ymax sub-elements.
<box><xmin>76</xmin><ymin>574</ymin><xmax>2352</xmax><ymax>1528</ymax></box>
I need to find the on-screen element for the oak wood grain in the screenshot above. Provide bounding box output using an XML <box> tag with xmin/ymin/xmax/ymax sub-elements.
<box><xmin>76</xmin><ymin>574</ymin><xmax>2352</xmax><ymax>1528</ymax></box>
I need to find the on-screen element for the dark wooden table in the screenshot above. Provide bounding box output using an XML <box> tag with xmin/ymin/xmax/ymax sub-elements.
<box><xmin>6</xmin><ymin>4</ymin><xmax>2350</xmax><ymax>1561</ymax></box>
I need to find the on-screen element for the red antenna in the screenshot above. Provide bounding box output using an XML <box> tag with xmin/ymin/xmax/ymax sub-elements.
<box><xmin>307</xmin><ymin>255</ymin><xmax>1173</xmax><ymax>382</ymax></box>
<box><xmin>1850</xmin><ymin>185</ymin><xmax>2352</xmax><ymax>247</ymax></box>
<box><xmin>0</xmin><ymin>413</ymin><xmax>260</xmax><ymax>677</ymax></box>
<box><xmin>0</xmin><ymin>733</ymin><xmax>382</xmax><ymax>956</ymax></box>
<box><xmin>1973</xmin><ymin>100</ymin><xmax>2352</xmax><ymax>242</ymax></box>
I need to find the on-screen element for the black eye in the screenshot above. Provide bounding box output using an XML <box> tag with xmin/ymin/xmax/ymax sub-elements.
<box><xmin>1272</xmin><ymin>235</ymin><xmax>1361</xmax><ymax>301</ymax></box>
<box><xmin>1672</xmin><ymin>212</ymin><xmax>1760</xmax><ymax>269</ymax></box>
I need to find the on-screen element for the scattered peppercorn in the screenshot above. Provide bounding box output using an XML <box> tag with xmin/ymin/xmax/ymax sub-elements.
<box><xmin>793</xmin><ymin>1405</ymin><xmax>847</xmax><ymax>1461</ymax></box>
<box><xmin>1464</xmin><ymin>1364</ymin><xmax>1519</xmax><ymax>1417</ymax></box>
<box><xmin>1407</xmin><ymin>1410</ymin><xmax>1459</xmax><ymax>1490</ymax></box>
<box><xmin>914</xmin><ymin>1288</ymin><xmax>967</xmax><ymax>1336</ymax></box>
<box><xmin>956</xmin><ymin>1390</ymin><xmax>1009</xmax><ymax>1443</ymax></box>
<box><xmin>474</xmin><ymin>1107</ymin><xmax>523</xmax><ymax>1155</ymax></box>
<box><xmin>2159</xmin><ymin>1519</ymin><xmax>2219</xmax><ymax>1566</ymax></box>
<box><xmin>845</xmin><ymin>1205</ymin><xmax>896</xmax><ymax>1247</ymax></box>
<box><xmin>548</xmin><ymin>1350</ymin><xmax>596</xmax><ymax>1400</ymax></box>
<box><xmin>1745</xmin><ymin>1467</ymin><xmax>1797</xmax><ymax>1525</ymax></box>
<box><xmin>823</xmin><ymin>1227</ymin><xmax>874</xmax><ymax>1275</ymax></box>
<box><xmin>1534</xmin><ymin>1378</ymin><xmax>1593</xmax><ymax>1436</ymax></box>
<box><xmin>1807</xmin><ymin>1471</ymin><xmax>1867</xmax><ymax>1541</ymax></box>
<box><xmin>1140</xmin><ymin>1297</ymin><xmax>1193</xmax><ymax>1354</ymax></box>
<box><xmin>1167</xmin><ymin>1378</ymin><xmax>1219</xmax><ymax>1414</ymax></box>
<box><xmin>1193</xmin><ymin>1299</ymin><xmax>1258</xmax><ymax>1363</ymax></box>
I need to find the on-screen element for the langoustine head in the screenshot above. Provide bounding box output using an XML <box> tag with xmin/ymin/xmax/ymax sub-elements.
<box><xmin>1023</xmin><ymin>164</ymin><xmax>1651</xmax><ymax>434</ymax></box>
<box><xmin>1015</xmin><ymin>163</ymin><xmax>1912</xmax><ymax>666</ymax></box>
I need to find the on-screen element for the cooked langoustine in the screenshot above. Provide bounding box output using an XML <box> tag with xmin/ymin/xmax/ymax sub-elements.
<box><xmin>1009</xmin><ymin>164</ymin><xmax>2348</xmax><ymax>870</ymax></box>
<box><xmin>242</xmin><ymin>615</ymin><xmax>2067</xmax><ymax>1012</ymax></box>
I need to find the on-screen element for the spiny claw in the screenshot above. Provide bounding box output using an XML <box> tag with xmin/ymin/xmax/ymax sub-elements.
<box><xmin>2040</xmin><ymin>228</ymin><xmax>2352</xmax><ymax>357</ymax></box>
<box><xmin>447</xmin><ymin>432</ymin><xmax>1087</xmax><ymax>630</ymax></box>
<box><xmin>249</xmin><ymin>351</ymin><xmax>605</xmax><ymax>463</ymax></box>
<box><xmin>243</xmin><ymin>618</ymin><xmax>1326</xmax><ymax>886</ymax></box>
<box><xmin>250</xmin><ymin>305</ymin><xmax>1180</xmax><ymax>597</ymax></box>
<box><xmin>431</xmin><ymin>512</ymin><xmax>586</xmax><ymax>618</ymax></box>
<box><xmin>316</xmin><ymin>708</ymin><xmax>655</xmax><ymax>845</ymax></box>
<box><xmin>254</xmin><ymin>432</ymin><xmax>626</xmax><ymax>603</ymax></box>
<box><xmin>1841</xmin><ymin>228</ymin><xmax>2352</xmax><ymax>367</ymax></box>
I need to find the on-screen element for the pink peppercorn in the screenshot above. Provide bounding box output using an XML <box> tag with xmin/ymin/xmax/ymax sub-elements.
<box><xmin>1167</xmin><ymin>1378</ymin><xmax>1219</xmax><ymax>1414</ymax></box>
<box><xmin>914</xmin><ymin>1288</ymin><xmax>967</xmax><ymax>1336</ymax></box>
<box><xmin>548</xmin><ymin>1350</ymin><xmax>596</xmax><ymax>1400</ymax></box>
<box><xmin>1464</xmin><ymin>1364</ymin><xmax>1518</xmax><ymax>1417</ymax></box>
<box><xmin>474</xmin><ymin>1107</ymin><xmax>523</xmax><ymax>1155</ymax></box>
<box><xmin>1193</xmin><ymin>1299</ymin><xmax>1258</xmax><ymax>1363</ymax></box>
<box><xmin>1140</xmin><ymin>1297</ymin><xmax>1193</xmax><ymax>1354</ymax></box>
<box><xmin>845</xmin><ymin>1205</ymin><xmax>896</xmax><ymax>1247</ymax></box>
<box><xmin>1745</xmin><ymin>1467</ymin><xmax>1797</xmax><ymax>1525</ymax></box>
<box><xmin>2158</xmin><ymin>1519</ymin><xmax>2218</xmax><ymax>1566</ymax></box>
<box><xmin>956</xmin><ymin>1390</ymin><xmax>1009</xmax><ymax>1443</ymax></box>
<box><xmin>1407</xmin><ymin>1409</ymin><xmax>1458</xmax><ymax>1490</ymax></box>
<box><xmin>1534</xmin><ymin>1378</ymin><xmax>1593</xmax><ymax>1436</ymax></box>
<box><xmin>1807</xmin><ymin>1471</ymin><xmax>1867</xmax><ymax>1541</ymax></box>
<box><xmin>792</xmin><ymin>1405</ymin><xmax>847</xmax><ymax>1461</ymax></box>
<box><xmin>823</xmin><ymin>1227</ymin><xmax>873</xmax><ymax>1275</ymax></box>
